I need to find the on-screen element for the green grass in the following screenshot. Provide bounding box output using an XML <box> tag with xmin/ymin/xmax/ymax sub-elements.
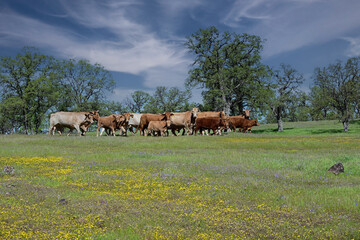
<box><xmin>1</xmin><ymin>120</ymin><xmax>360</xmax><ymax>239</ymax></box>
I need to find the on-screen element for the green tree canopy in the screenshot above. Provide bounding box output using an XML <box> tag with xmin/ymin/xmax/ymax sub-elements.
<box><xmin>144</xmin><ymin>86</ymin><xmax>193</xmax><ymax>113</ymax></box>
<box><xmin>186</xmin><ymin>26</ymin><xmax>269</xmax><ymax>115</ymax></box>
<box><xmin>58</xmin><ymin>59</ymin><xmax>115</xmax><ymax>111</ymax></box>
<box><xmin>0</xmin><ymin>47</ymin><xmax>60</xmax><ymax>134</ymax></box>
<box><xmin>311</xmin><ymin>57</ymin><xmax>360</xmax><ymax>132</ymax></box>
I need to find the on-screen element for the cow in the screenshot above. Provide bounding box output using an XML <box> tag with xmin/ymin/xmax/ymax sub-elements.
<box><xmin>232</xmin><ymin>118</ymin><xmax>259</xmax><ymax>133</ymax></box>
<box><xmin>229</xmin><ymin>116</ymin><xmax>246</xmax><ymax>132</ymax></box>
<box><xmin>146</xmin><ymin>120</ymin><xmax>169</xmax><ymax>136</ymax></box>
<box><xmin>100</xmin><ymin>113</ymin><xmax>133</xmax><ymax>136</ymax></box>
<box><xmin>119</xmin><ymin>112</ymin><xmax>134</xmax><ymax>136</ymax></box>
<box><xmin>49</xmin><ymin>111</ymin><xmax>98</xmax><ymax>136</ymax></box>
<box><xmin>138</xmin><ymin>112</ymin><xmax>174</xmax><ymax>136</ymax></box>
<box><xmin>194</xmin><ymin>117</ymin><xmax>229</xmax><ymax>136</ymax></box>
<box><xmin>196</xmin><ymin>111</ymin><xmax>226</xmax><ymax>135</ymax></box>
<box><xmin>94</xmin><ymin>114</ymin><xmax>126</xmax><ymax>137</ymax></box>
<box><xmin>243</xmin><ymin>109</ymin><xmax>251</xmax><ymax>119</ymax></box>
<box><xmin>197</xmin><ymin>111</ymin><xmax>225</xmax><ymax>119</ymax></box>
<box><xmin>169</xmin><ymin>107</ymin><xmax>200</xmax><ymax>136</ymax></box>
<box><xmin>127</xmin><ymin>113</ymin><xmax>143</xmax><ymax>134</ymax></box>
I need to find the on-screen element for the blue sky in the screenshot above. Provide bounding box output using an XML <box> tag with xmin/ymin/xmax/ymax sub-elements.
<box><xmin>1</xmin><ymin>0</ymin><xmax>360</xmax><ymax>103</ymax></box>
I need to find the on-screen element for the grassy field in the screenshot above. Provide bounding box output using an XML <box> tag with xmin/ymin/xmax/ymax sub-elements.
<box><xmin>1</xmin><ymin>120</ymin><xmax>360</xmax><ymax>239</ymax></box>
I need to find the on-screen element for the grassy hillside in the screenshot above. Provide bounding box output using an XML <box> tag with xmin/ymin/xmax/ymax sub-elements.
<box><xmin>1</xmin><ymin>120</ymin><xmax>360</xmax><ymax>239</ymax></box>
<box><xmin>255</xmin><ymin>119</ymin><xmax>360</xmax><ymax>135</ymax></box>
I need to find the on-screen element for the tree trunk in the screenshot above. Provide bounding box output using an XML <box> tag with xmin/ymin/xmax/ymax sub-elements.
<box><xmin>343</xmin><ymin>120</ymin><xmax>349</xmax><ymax>132</ymax></box>
<box><xmin>277</xmin><ymin>106</ymin><xmax>283</xmax><ymax>132</ymax></box>
<box><xmin>223</xmin><ymin>99</ymin><xmax>231</xmax><ymax>116</ymax></box>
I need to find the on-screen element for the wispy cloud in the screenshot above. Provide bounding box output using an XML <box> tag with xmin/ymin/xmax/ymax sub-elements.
<box><xmin>223</xmin><ymin>0</ymin><xmax>360</xmax><ymax>58</ymax></box>
<box><xmin>343</xmin><ymin>37</ymin><xmax>360</xmax><ymax>57</ymax></box>
<box><xmin>0</xmin><ymin>0</ymin><xmax>191</xmax><ymax>90</ymax></box>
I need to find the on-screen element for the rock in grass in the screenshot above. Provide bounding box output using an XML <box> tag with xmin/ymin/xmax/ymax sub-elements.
<box><xmin>327</xmin><ymin>163</ymin><xmax>344</xmax><ymax>175</ymax></box>
<box><xmin>2</xmin><ymin>166</ymin><xmax>14</xmax><ymax>175</ymax></box>
<box><xmin>59</xmin><ymin>199</ymin><xmax>68</xmax><ymax>205</ymax></box>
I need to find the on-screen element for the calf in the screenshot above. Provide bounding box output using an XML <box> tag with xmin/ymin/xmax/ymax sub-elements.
<box><xmin>138</xmin><ymin>112</ymin><xmax>174</xmax><ymax>136</ymax></box>
<box><xmin>94</xmin><ymin>114</ymin><xmax>120</xmax><ymax>137</ymax></box>
<box><xmin>146</xmin><ymin>121</ymin><xmax>169</xmax><ymax>136</ymax></box>
<box><xmin>194</xmin><ymin>117</ymin><xmax>229</xmax><ymax>136</ymax></box>
<box><xmin>236</xmin><ymin>118</ymin><xmax>260</xmax><ymax>133</ymax></box>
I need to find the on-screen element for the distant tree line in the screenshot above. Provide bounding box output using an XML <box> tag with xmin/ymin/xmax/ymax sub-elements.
<box><xmin>1</xmin><ymin>26</ymin><xmax>360</xmax><ymax>134</ymax></box>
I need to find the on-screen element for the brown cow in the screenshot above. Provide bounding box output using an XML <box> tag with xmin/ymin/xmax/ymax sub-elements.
<box><xmin>233</xmin><ymin>118</ymin><xmax>259</xmax><ymax>133</ymax></box>
<box><xmin>49</xmin><ymin>111</ymin><xmax>98</xmax><ymax>136</ymax></box>
<box><xmin>169</xmin><ymin>107</ymin><xmax>199</xmax><ymax>136</ymax></box>
<box><xmin>196</xmin><ymin>111</ymin><xmax>227</xmax><ymax>135</ymax></box>
<box><xmin>138</xmin><ymin>112</ymin><xmax>174</xmax><ymax>136</ymax></box>
<box><xmin>146</xmin><ymin>120</ymin><xmax>169</xmax><ymax>136</ymax></box>
<box><xmin>94</xmin><ymin>114</ymin><xmax>123</xmax><ymax>137</ymax></box>
<box><xmin>119</xmin><ymin>112</ymin><xmax>134</xmax><ymax>136</ymax></box>
<box><xmin>194</xmin><ymin>117</ymin><xmax>229</xmax><ymax>136</ymax></box>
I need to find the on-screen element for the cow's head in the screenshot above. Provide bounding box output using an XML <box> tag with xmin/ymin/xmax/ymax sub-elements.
<box><xmin>253</xmin><ymin>119</ymin><xmax>260</xmax><ymax>126</ymax></box>
<box><xmin>123</xmin><ymin>113</ymin><xmax>134</xmax><ymax>123</ymax></box>
<box><xmin>89</xmin><ymin>110</ymin><xmax>100</xmax><ymax>121</ymax></box>
<box><xmin>84</xmin><ymin>113</ymin><xmax>95</xmax><ymax>123</ymax></box>
<box><xmin>161</xmin><ymin>112</ymin><xmax>174</xmax><ymax>127</ymax></box>
<box><xmin>219</xmin><ymin>111</ymin><xmax>227</xmax><ymax>119</ymax></box>
<box><xmin>114</xmin><ymin>114</ymin><xmax>125</xmax><ymax>126</ymax></box>
<box><xmin>243</xmin><ymin>110</ymin><xmax>251</xmax><ymax>119</ymax></box>
<box><xmin>222</xmin><ymin>116</ymin><xmax>230</xmax><ymax>129</ymax></box>
<box><xmin>191</xmin><ymin>107</ymin><xmax>200</xmax><ymax>118</ymax></box>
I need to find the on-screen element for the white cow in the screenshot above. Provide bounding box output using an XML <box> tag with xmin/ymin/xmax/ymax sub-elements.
<box><xmin>49</xmin><ymin>111</ymin><xmax>98</xmax><ymax>136</ymax></box>
<box><xmin>127</xmin><ymin>113</ymin><xmax>143</xmax><ymax>134</ymax></box>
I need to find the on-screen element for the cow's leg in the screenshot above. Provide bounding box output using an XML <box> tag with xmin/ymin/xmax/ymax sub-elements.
<box><xmin>97</xmin><ymin>126</ymin><xmax>100</xmax><ymax>137</ymax></box>
<box><xmin>171</xmin><ymin>128</ymin><xmax>177</xmax><ymax>136</ymax></box>
<box><xmin>120</xmin><ymin>126</ymin><xmax>126</xmax><ymax>136</ymax></box>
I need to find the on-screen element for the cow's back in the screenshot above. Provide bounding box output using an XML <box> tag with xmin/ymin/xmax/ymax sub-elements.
<box><xmin>50</xmin><ymin>112</ymin><xmax>86</xmax><ymax>126</ymax></box>
<box><xmin>129</xmin><ymin>113</ymin><xmax>142</xmax><ymax>126</ymax></box>
<box><xmin>197</xmin><ymin>111</ymin><xmax>224</xmax><ymax>118</ymax></box>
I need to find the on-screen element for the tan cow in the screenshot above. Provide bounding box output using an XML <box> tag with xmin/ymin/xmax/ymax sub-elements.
<box><xmin>197</xmin><ymin>111</ymin><xmax>225</xmax><ymax>119</ymax></box>
<box><xmin>146</xmin><ymin>120</ymin><xmax>169</xmax><ymax>136</ymax></box>
<box><xmin>94</xmin><ymin>114</ymin><xmax>125</xmax><ymax>137</ymax></box>
<box><xmin>49</xmin><ymin>111</ymin><xmax>98</xmax><ymax>136</ymax></box>
<box><xmin>138</xmin><ymin>112</ymin><xmax>174</xmax><ymax>136</ymax></box>
<box><xmin>169</xmin><ymin>107</ymin><xmax>199</xmax><ymax>136</ymax></box>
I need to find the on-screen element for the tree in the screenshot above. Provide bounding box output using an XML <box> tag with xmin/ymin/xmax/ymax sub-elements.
<box><xmin>58</xmin><ymin>59</ymin><xmax>115</xmax><ymax>111</ymax></box>
<box><xmin>308</xmin><ymin>86</ymin><xmax>335</xmax><ymax>120</ymax></box>
<box><xmin>312</xmin><ymin>57</ymin><xmax>360</xmax><ymax>132</ymax></box>
<box><xmin>144</xmin><ymin>86</ymin><xmax>192</xmax><ymax>113</ymax></box>
<box><xmin>186</xmin><ymin>26</ymin><xmax>269</xmax><ymax>115</ymax></box>
<box><xmin>123</xmin><ymin>90</ymin><xmax>150</xmax><ymax>113</ymax></box>
<box><xmin>270</xmin><ymin>64</ymin><xmax>304</xmax><ymax>131</ymax></box>
<box><xmin>0</xmin><ymin>47</ymin><xmax>60</xmax><ymax>134</ymax></box>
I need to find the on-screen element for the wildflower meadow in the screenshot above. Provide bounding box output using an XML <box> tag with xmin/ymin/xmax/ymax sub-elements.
<box><xmin>1</xmin><ymin>120</ymin><xmax>360</xmax><ymax>239</ymax></box>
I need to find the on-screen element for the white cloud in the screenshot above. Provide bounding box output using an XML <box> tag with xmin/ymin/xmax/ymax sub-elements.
<box><xmin>343</xmin><ymin>37</ymin><xmax>360</xmax><ymax>57</ymax></box>
<box><xmin>0</xmin><ymin>0</ymin><xmax>192</xmax><ymax>97</ymax></box>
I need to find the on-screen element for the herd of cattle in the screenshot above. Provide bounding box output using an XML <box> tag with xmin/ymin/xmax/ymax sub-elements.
<box><xmin>48</xmin><ymin>108</ymin><xmax>259</xmax><ymax>136</ymax></box>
